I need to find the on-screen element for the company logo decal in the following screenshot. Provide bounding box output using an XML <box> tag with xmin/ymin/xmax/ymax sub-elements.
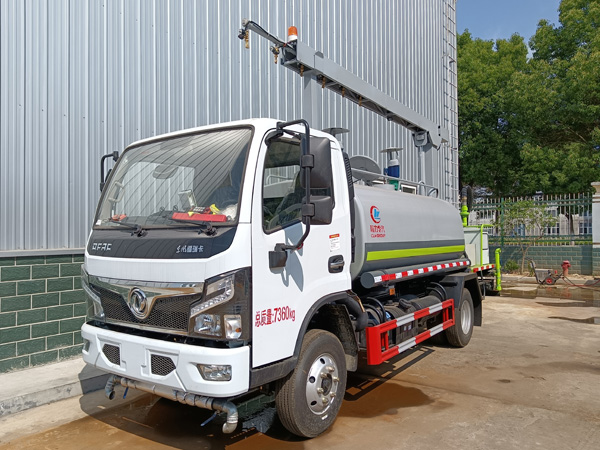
<box><xmin>369</xmin><ymin>206</ymin><xmax>386</xmax><ymax>238</ymax></box>
<box><xmin>92</xmin><ymin>242</ymin><xmax>112</xmax><ymax>252</ymax></box>
<box><xmin>127</xmin><ymin>288</ymin><xmax>150</xmax><ymax>319</ymax></box>
<box><xmin>370</xmin><ymin>206</ymin><xmax>381</xmax><ymax>223</ymax></box>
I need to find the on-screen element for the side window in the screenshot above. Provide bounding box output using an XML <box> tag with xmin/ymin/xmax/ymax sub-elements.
<box><xmin>263</xmin><ymin>139</ymin><xmax>303</xmax><ymax>232</ymax></box>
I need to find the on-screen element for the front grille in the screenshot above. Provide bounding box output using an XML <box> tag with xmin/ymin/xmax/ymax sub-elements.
<box><xmin>102</xmin><ymin>344</ymin><xmax>121</xmax><ymax>365</ymax></box>
<box><xmin>90</xmin><ymin>284</ymin><xmax>200</xmax><ymax>332</ymax></box>
<box><xmin>151</xmin><ymin>354</ymin><xmax>176</xmax><ymax>376</ymax></box>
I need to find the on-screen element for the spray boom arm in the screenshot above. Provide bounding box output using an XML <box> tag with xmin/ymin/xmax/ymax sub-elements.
<box><xmin>238</xmin><ymin>19</ymin><xmax>449</xmax><ymax>149</ymax></box>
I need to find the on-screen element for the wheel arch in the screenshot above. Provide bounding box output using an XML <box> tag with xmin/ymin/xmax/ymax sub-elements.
<box><xmin>440</xmin><ymin>272</ymin><xmax>483</xmax><ymax>326</ymax></box>
<box><xmin>294</xmin><ymin>292</ymin><xmax>359</xmax><ymax>372</ymax></box>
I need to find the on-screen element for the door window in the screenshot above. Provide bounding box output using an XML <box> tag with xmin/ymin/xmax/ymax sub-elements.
<box><xmin>262</xmin><ymin>139</ymin><xmax>303</xmax><ymax>232</ymax></box>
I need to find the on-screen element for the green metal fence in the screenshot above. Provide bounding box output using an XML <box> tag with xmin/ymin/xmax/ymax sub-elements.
<box><xmin>470</xmin><ymin>193</ymin><xmax>592</xmax><ymax>246</ymax></box>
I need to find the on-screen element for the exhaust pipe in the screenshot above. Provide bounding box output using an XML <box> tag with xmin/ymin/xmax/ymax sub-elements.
<box><xmin>104</xmin><ymin>375</ymin><xmax>239</xmax><ymax>434</ymax></box>
<box><xmin>105</xmin><ymin>374</ymin><xmax>118</xmax><ymax>400</ymax></box>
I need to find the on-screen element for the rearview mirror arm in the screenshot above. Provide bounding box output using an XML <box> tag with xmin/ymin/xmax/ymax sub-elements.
<box><xmin>268</xmin><ymin>120</ymin><xmax>314</xmax><ymax>269</ymax></box>
<box><xmin>100</xmin><ymin>151</ymin><xmax>120</xmax><ymax>192</ymax></box>
<box><xmin>275</xmin><ymin>119</ymin><xmax>314</xmax><ymax>252</ymax></box>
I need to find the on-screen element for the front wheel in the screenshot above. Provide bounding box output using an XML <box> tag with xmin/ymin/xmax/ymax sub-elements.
<box><xmin>445</xmin><ymin>288</ymin><xmax>474</xmax><ymax>347</ymax></box>
<box><xmin>275</xmin><ymin>329</ymin><xmax>347</xmax><ymax>438</ymax></box>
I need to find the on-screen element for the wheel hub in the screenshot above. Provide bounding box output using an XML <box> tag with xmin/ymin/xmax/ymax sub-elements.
<box><xmin>461</xmin><ymin>301</ymin><xmax>473</xmax><ymax>335</ymax></box>
<box><xmin>305</xmin><ymin>353</ymin><xmax>339</xmax><ymax>414</ymax></box>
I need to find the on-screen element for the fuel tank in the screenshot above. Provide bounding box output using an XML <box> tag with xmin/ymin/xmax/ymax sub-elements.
<box><xmin>350</xmin><ymin>184</ymin><xmax>466</xmax><ymax>280</ymax></box>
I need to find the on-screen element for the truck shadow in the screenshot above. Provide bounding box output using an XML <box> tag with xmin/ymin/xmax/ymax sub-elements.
<box><xmin>341</xmin><ymin>346</ymin><xmax>436</xmax><ymax>418</ymax></box>
<box><xmin>77</xmin><ymin>391</ymin><xmax>293</xmax><ymax>450</ymax></box>
<box><xmin>73</xmin><ymin>346</ymin><xmax>437</xmax><ymax>449</ymax></box>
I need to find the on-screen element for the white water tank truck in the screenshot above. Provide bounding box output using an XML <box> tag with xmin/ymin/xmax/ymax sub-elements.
<box><xmin>81</xmin><ymin>21</ymin><xmax>484</xmax><ymax>438</ymax></box>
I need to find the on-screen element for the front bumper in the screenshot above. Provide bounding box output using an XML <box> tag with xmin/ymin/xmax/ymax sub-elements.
<box><xmin>81</xmin><ymin>323</ymin><xmax>250</xmax><ymax>397</ymax></box>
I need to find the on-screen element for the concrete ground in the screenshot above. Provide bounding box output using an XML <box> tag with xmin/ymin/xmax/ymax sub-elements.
<box><xmin>0</xmin><ymin>358</ymin><xmax>109</xmax><ymax>417</ymax></box>
<box><xmin>0</xmin><ymin>282</ymin><xmax>599</xmax><ymax>449</ymax></box>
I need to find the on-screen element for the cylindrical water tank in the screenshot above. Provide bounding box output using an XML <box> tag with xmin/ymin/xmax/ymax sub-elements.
<box><xmin>350</xmin><ymin>185</ymin><xmax>465</xmax><ymax>280</ymax></box>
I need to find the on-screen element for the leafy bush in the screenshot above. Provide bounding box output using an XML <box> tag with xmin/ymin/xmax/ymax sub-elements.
<box><xmin>503</xmin><ymin>260</ymin><xmax>520</xmax><ymax>273</ymax></box>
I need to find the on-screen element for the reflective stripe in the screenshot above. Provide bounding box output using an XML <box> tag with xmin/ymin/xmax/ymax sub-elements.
<box><xmin>366</xmin><ymin>245</ymin><xmax>465</xmax><ymax>262</ymax></box>
<box><xmin>372</xmin><ymin>260</ymin><xmax>470</xmax><ymax>284</ymax></box>
<box><xmin>365</xmin><ymin>299</ymin><xmax>455</xmax><ymax>365</ymax></box>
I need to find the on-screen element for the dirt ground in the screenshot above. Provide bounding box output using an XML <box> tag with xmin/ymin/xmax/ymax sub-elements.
<box><xmin>1</xmin><ymin>282</ymin><xmax>599</xmax><ymax>450</ymax></box>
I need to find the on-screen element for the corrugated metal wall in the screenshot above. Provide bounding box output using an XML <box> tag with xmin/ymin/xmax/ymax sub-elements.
<box><xmin>0</xmin><ymin>0</ymin><xmax>458</xmax><ymax>252</ymax></box>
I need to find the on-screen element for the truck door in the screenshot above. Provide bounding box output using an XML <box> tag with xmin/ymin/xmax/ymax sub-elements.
<box><xmin>250</xmin><ymin>132</ymin><xmax>352</xmax><ymax>368</ymax></box>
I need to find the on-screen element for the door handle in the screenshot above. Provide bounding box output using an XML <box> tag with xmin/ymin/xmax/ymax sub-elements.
<box><xmin>328</xmin><ymin>255</ymin><xmax>344</xmax><ymax>273</ymax></box>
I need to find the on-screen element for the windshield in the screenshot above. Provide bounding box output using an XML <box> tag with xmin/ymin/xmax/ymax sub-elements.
<box><xmin>95</xmin><ymin>127</ymin><xmax>252</xmax><ymax>229</ymax></box>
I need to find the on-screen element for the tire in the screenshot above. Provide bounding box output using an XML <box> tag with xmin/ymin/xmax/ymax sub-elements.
<box><xmin>445</xmin><ymin>288</ymin><xmax>474</xmax><ymax>348</ymax></box>
<box><xmin>275</xmin><ymin>329</ymin><xmax>347</xmax><ymax>438</ymax></box>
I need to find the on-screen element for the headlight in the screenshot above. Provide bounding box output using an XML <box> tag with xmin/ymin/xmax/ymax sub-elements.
<box><xmin>190</xmin><ymin>274</ymin><xmax>235</xmax><ymax>315</ymax></box>
<box><xmin>189</xmin><ymin>269</ymin><xmax>251</xmax><ymax>340</ymax></box>
<box><xmin>194</xmin><ymin>314</ymin><xmax>222</xmax><ymax>336</ymax></box>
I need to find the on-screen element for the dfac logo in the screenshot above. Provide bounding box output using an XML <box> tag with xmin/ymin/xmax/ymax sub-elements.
<box><xmin>91</xmin><ymin>242</ymin><xmax>112</xmax><ymax>252</ymax></box>
<box><xmin>127</xmin><ymin>288</ymin><xmax>149</xmax><ymax>319</ymax></box>
<box><xmin>370</xmin><ymin>206</ymin><xmax>381</xmax><ymax>223</ymax></box>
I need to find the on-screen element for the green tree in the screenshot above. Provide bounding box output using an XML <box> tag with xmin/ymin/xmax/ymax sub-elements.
<box><xmin>499</xmin><ymin>200</ymin><xmax>557</xmax><ymax>273</ymax></box>
<box><xmin>522</xmin><ymin>0</ymin><xmax>600</xmax><ymax>193</ymax></box>
<box><xmin>458</xmin><ymin>0</ymin><xmax>600</xmax><ymax>195</ymax></box>
<box><xmin>458</xmin><ymin>32</ymin><xmax>528</xmax><ymax>196</ymax></box>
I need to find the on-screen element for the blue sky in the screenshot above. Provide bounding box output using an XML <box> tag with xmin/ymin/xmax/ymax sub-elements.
<box><xmin>457</xmin><ymin>0</ymin><xmax>562</xmax><ymax>43</ymax></box>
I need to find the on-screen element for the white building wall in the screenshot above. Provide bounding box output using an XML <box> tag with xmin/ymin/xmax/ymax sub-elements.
<box><xmin>0</xmin><ymin>0</ymin><xmax>458</xmax><ymax>252</ymax></box>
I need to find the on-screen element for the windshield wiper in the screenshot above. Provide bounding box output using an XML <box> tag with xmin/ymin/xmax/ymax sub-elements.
<box><xmin>166</xmin><ymin>217</ymin><xmax>217</xmax><ymax>236</ymax></box>
<box><xmin>108</xmin><ymin>219</ymin><xmax>147</xmax><ymax>237</ymax></box>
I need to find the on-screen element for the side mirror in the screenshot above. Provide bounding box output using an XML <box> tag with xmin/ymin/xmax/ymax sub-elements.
<box><xmin>268</xmin><ymin>119</ymin><xmax>334</xmax><ymax>266</ymax></box>
<box><xmin>302</xmin><ymin>196</ymin><xmax>333</xmax><ymax>225</ymax></box>
<box><xmin>269</xmin><ymin>244</ymin><xmax>288</xmax><ymax>269</ymax></box>
<box><xmin>300</xmin><ymin>136</ymin><xmax>333</xmax><ymax>226</ymax></box>
<box><xmin>300</xmin><ymin>137</ymin><xmax>333</xmax><ymax>189</ymax></box>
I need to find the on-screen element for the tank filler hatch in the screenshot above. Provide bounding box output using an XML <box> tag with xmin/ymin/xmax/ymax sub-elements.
<box><xmin>349</xmin><ymin>155</ymin><xmax>382</xmax><ymax>184</ymax></box>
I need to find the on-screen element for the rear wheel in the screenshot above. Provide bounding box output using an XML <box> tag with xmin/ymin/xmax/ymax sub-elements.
<box><xmin>445</xmin><ymin>288</ymin><xmax>474</xmax><ymax>347</ymax></box>
<box><xmin>275</xmin><ymin>329</ymin><xmax>347</xmax><ymax>438</ymax></box>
